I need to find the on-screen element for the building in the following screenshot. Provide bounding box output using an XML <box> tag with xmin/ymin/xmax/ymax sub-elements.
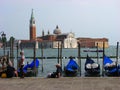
<box><xmin>37</xmin><ymin>25</ymin><xmax>78</xmax><ymax>48</ymax></box>
<box><xmin>19</xmin><ymin>9</ymin><xmax>109</xmax><ymax>49</ymax></box>
<box><xmin>18</xmin><ymin>9</ymin><xmax>38</xmax><ymax>49</ymax></box>
<box><xmin>63</xmin><ymin>32</ymin><xmax>78</xmax><ymax>48</ymax></box>
<box><xmin>77</xmin><ymin>37</ymin><xmax>109</xmax><ymax>48</ymax></box>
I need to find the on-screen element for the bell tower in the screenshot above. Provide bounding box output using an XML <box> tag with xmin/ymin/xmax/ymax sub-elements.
<box><xmin>30</xmin><ymin>9</ymin><xmax>36</xmax><ymax>40</ymax></box>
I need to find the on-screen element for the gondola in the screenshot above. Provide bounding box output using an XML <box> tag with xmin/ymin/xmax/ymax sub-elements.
<box><xmin>64</xmin><ymin>57</ymin><xmax>79</xmax><ymax>77</ymax></box>
<box><xmin>85</xmin><ymin>55</ymin><xmax>100</xmax><ymax>76</ymax></box>
<box><xmin>103</xmin><ymin>55</ymin><xmax>120</xmax><ymax>76</ymax></box>
<box><xmin>18</xmin><ymin>58</ymin><xmax>40</xmax><ymax>77</ymax></box>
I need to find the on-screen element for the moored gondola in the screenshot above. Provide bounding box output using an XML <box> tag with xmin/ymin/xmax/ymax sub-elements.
<box><xmin>18</xmin><ymin>58</ymin><xmax>40</xmax><ymax>77</ymax></box>
<box><xmin>103</xmin><ymin>55</ymin><xmax>120</xmax><ymax>76</ymax></box>
<box><xmin>64</xmin><ymin>56</ymin><xmax>79</xmax><ymax>77</ymax></box>
<box><xmin>85</xmin><ymin>55</ymin><xmax>100</xmax><ymax>76</ymax></box>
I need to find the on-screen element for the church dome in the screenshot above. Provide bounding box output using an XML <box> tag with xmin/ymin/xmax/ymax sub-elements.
<box><xmin>53</xmin><ymin>25</ymin><xmax>61</xmax><ymax>34</ymax></box>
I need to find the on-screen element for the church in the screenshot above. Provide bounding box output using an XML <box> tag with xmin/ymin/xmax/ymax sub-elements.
<box><xmin>19</xmin><ymin>9</ymin><xmax>109</xmax><ymax>49</ymax></box>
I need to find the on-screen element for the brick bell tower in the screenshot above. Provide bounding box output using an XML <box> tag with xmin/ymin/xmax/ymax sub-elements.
<box><xmin>30</xmin><ymin>9</ymin><xmax>36</xmax><ymax>40</ymax></box>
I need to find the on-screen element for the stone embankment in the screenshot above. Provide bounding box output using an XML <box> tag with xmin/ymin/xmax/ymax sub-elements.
<box><xmin>0</xmin><ymin>77</ymin><xmax>120</xmax><ymax>90</ymax></box>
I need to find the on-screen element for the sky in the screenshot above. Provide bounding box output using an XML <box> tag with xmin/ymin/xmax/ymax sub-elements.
<box><xmin>0</xmin><ymin>0</ymin><xmax>120</xmax><ymax>45</ymax></box>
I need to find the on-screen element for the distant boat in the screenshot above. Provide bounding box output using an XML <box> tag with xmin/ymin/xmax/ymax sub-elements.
<box><xmin>103</xmin><ymin>55</ymin><xmax>120</xmax><ymax>76</ymax></box>
<box><xmin>83</xmin><ymin>49</ymin><xmax>103</xmax><ymax>52</ymax></box>
<box><xmin>64</xmin><ymin>58</ymin><xmax>79</xmax><ymax>77</ymax></box>
<box><xmin>85</xmin><ymin>55</ymin><xmax>100</xmax><ymax>76</ymax></box>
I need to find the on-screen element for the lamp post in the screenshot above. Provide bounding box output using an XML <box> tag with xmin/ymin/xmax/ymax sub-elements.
<box><xmin>1</xmin><ymin>32</ymin><xmax>6</xmax><ymax>56</ymax></box>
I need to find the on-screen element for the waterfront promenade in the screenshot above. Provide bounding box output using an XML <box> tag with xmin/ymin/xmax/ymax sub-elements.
<box><xmin>0</xmin><ymin>77</ymin><xmax>120</xmax><ymax>90</ymax></box>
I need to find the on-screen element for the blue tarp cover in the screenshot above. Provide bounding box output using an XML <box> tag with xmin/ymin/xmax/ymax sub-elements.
<box><xmin>66</xmin><ymin>59</ymin><xmax>79</xmax><ymax>71</ymax></box>
<box><xmin>103</xmin><ymin>56</ymin><xmax>113</xmax><ymax>65</ymax></box>
<box><xmin>18</xmin><ymin>59</ymin><xmax>39</xmax><ymax>73</ymax></box>
<box><xmin>103</xmin><ymin>55</ymin><xmax>118</xmax><ymax>74</ymax></box>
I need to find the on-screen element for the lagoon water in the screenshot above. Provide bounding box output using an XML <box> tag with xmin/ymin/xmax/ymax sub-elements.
<box><xmin>1</xmin><ymin>46</ymin><xmax>120</xmax><ymax>77</ymax></box>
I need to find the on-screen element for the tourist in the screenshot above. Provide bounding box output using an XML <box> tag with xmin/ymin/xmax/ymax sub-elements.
<box><xmin>6</xmin><ymin>64</ymin><xmax>16</xmax><ymax>78</ymax></box>
<box><xmin>19</xmin><ymin>64</ymin><xmax>24</xmax><ymax>78</ymax></box>
<box><xmin>18</xmin><ymin>50</ymin><xmax>25</xmax><ymax>78</ymax></box>
<box><xmin>47</xmin><ymin>63</ymin><xmax>62</xmax><ymax>78</ymax></box>
<box><xmin>19</xmin><ymin>50</ymin><xmax>25</xmax><ymax>66</ymax></box>
<box><xmin>55</xmin><ymin>64</ymin><xmax>62</xmax><ymax>78</ymax></box>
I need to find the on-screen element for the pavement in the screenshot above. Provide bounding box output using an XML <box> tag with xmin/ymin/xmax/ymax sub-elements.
<box><xmin>0</xmin><ymin>77</ymin><xmax>120</xmax><ymax>90</ymax></box>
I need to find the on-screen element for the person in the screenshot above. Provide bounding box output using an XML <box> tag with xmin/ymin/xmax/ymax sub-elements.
<box><xmin>48</xmin><ymin>63</ymin><xmax>62</xmax><ymax>78</ymax></box>
<box><xmin>55</xmin><ymin>64</ymin><xmax>62</xmax><ymax>78</ymax></box>
<box><xmin>18</xmin><ymin>50</ymin><xmax>25</xmax><ymax>78</ymax></box>
<box><xmin>0</xmin><ymin>65</ymin><xmax>7</xmax><ymax>78</ymax></box>
<box><xmin>0</xmin><ymin>57</ymin><xmax>18</xmax><ymax>78</ymax></box>
<box><xmin>6</xmin><ymin>64</ymin><xmax>16</xmax><ymax>78</ymax></box>
<box><xmin>19</xmin><ymin>50</ymin><xmax>25</xmax><ymax>66</ymax></box>
<box><xmin>19</xmin><ymin>64</ymin><xmax>24</xmax><ymax>78</ymax></box>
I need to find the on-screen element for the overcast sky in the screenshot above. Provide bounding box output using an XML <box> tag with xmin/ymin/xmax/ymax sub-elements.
<box><xmin>0</xmin><ymin>0</ymin><xmax>120</xmax><ymax>45</ymax></box>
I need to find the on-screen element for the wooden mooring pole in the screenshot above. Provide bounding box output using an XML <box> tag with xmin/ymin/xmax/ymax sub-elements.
<box><xmin>33</xmin><ymin>43</ymin><xmax>37</xmax><ymax>76</ymax></box>
<box><xmin>116</xmin><ymin>42</ymin><xmax>119</xmax><ymax>75</ymax></box>
<box><xmin>96</xmin><ymin>43</ymin><xmax>99</xmax><ymax>64</ymax></box>
<box><xmin>116</xmin><ymin>42</ymin><xmax>119</xmax><ymax>66</ymax></box>
<box><xmin>102</xmin><ymin>42</ymin><xmax>105</xmax><ymax>76</ymax></box>
<box><xmin>7</xmin><ymin>51</ymin><xmax>9</xmax><ymax>65</ymax></box>
<box><xmin>58</xmin><ymin>42</ymin><xmax>60</xmax><ymax>64</ymax></box>
<box><xmin>78</xmin><ymin>43</ymin><xmax>81</xmax><ymax>76</ymax></box>
<box><xmin>16</xmin><ymin>43</ymin><xmax>19</xmax><ymax>70</ymax></box>
<box><xmin>41</xmin><ymin>43</ymin><xmax>44</xmax><ymax>72</ymax></box>
<box><xmin>60</xmin><ymin>41</ymin><xmax>63</xmax><ymax>68</ymax></box>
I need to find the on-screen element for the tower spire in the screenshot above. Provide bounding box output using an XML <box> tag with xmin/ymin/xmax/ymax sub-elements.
<box><xmin>29</xmin><ymin>9</ymin><xmax>36</xmax><ymax>40</ymax></box>
<box><xmin>31</xmin><ymin>9</ymin><xmax>34</xmax><ymax>20</ymax></box>
<box><xmin>30</xmin><ymin>9</ymin><xmax>35</xmax><ymax>25</ymax></box>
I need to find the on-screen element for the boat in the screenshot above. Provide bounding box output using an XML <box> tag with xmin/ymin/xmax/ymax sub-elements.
<box><xmin>18</xmin><ymin>58</ymin><xmax>40</xmax><ymax>77</ymax></box>
<box><xmin>83</xmin><ymin>49</ymin><xmax>103</xmax><ymax>52</ymax></box>
<box><xmin>85</xmin><ymin>55</ymin><xmax>100</xmax><ymax>76</ymax></box>
<box><xmin>64</xmin><ymin>57</ymin><xmax>79</xmax><ymax>77</ymax></box>
<box><xmin>103</xmin><ymin>55</ymin><xmax>120</xmax><ymax>76</ymax></box>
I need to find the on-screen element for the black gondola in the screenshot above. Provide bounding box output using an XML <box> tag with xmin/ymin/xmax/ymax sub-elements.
<box><xmin>85</xmin><ymin>55</ymin><xmax>100</xmax><ymax>76</ymax></box>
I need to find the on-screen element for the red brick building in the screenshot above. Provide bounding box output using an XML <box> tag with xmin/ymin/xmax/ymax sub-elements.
<box><xmin>77</xmin><ymin>37</ymin><xmax>109</xmax><ymax>48</ymax></box>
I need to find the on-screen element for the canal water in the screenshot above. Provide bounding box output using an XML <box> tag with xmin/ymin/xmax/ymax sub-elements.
<box><xmin>0</xmin><ymin>45</ymin><xmax>120</xmax><ymax>77</ymax></box>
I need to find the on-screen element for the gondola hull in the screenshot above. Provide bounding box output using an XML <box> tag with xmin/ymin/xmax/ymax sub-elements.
<box><xmin>85</xmin><ymin>67</ymin><xmax>100</xmax><ymax>76</ymax></box>
<box><xmin>104</xmin><ymin>66</ymin><xmax>119</xmax><ymax>76</ymax></box>
<box><xmin>64</xmin><ymin>67</ymin><xmax>78</xmax><ymax>77</ymax></box>
<box><xmin>85</xmin><ymin>55</ymin><xmax>100</xmax><ymax>76</ymax></box>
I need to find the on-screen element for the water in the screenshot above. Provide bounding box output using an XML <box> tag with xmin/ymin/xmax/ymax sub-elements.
<box><xmin>1</xmin><ymin>46</ymin><xmax>120</xmax><ymax>77</ymax></box>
